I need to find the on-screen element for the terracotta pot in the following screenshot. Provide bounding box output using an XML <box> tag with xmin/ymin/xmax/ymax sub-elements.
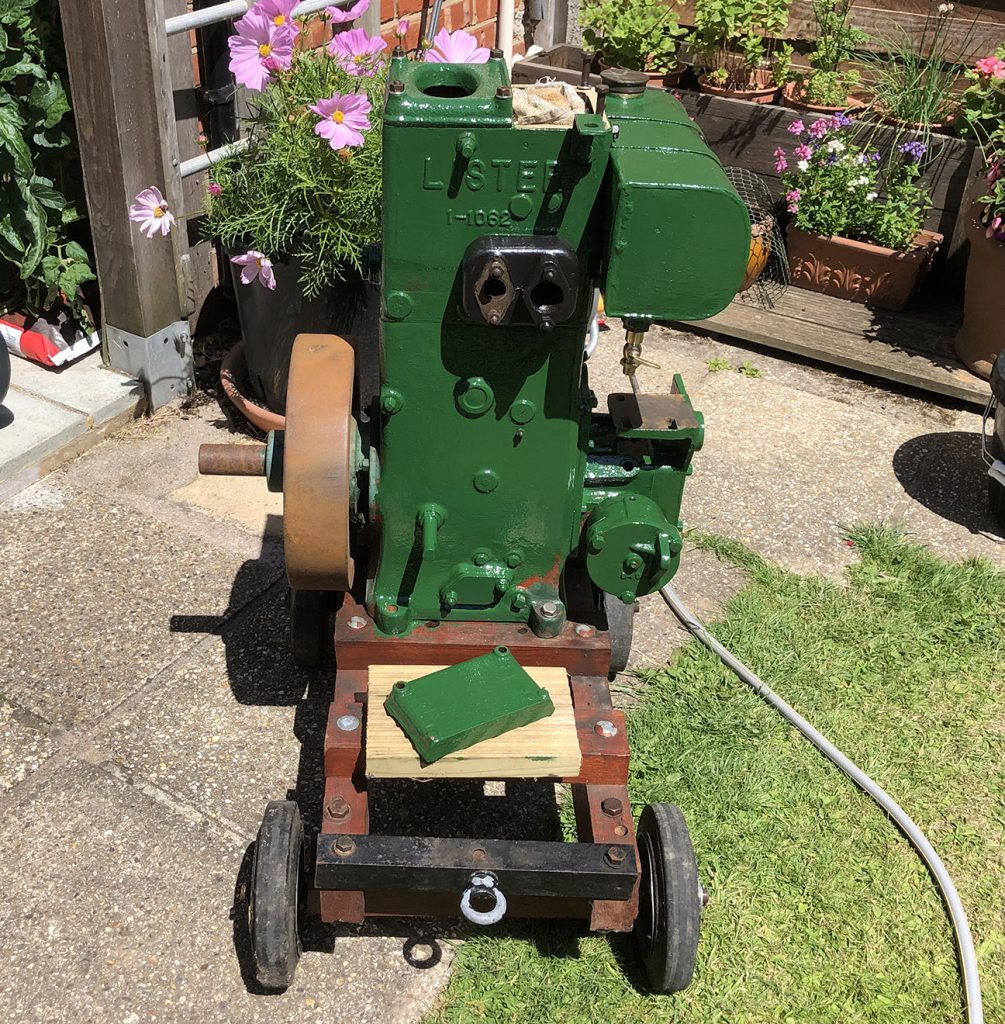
<box><xmin>780</xmin><ymin>82</ymin><xmax>863</xmax><ymax>115</ymax></box>
<box><xmin>220</xmin><ymin>340</ymin><xmax>286</xmax><ymax>432</ymax></box>
<box><xmin>786</xmin><ymin>226</ymin><xmax>943</xmax><ymax>311</ymax></box>
<box><xmin>955</xmin><ymin>206</ymin><xmax>1005</xmax><ymax>379</ymax></box>
<box><xmin>698</xmin><ymin>69</ymin><xmax>779</xmax><ymax>104</ymax></box>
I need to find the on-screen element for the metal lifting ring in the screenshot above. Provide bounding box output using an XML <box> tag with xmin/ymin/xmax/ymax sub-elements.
<box><xmin>283</xmin><ymin>334</ymin><xmax>356</xmax><ymax>592</ymax></box>
<box><xmin>459</xmin><ymin>872</ymin><xmax>508</xmax><ymax>926</ymax></box>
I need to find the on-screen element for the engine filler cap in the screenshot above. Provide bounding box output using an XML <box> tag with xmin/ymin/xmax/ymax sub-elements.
<box><xmin>600</xmin><ymin>68</ymin><xmax>648</xmax><ymax>96</ymax></box>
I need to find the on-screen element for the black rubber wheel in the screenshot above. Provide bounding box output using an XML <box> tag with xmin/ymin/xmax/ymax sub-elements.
<box><xmin>250</xmin><ymin>800</ymin><xmax>305</xmax><ymax>990</ymax></box>
<box><xmin>602</xmin><ymin>592</ymin><xmax>636</xmax><ymax>679</ymax></box>
<box><xmin>289</xmin><ymin>588</ymin><xmax>330</xmax><ymax>668</ymax></box>
<box><xmin>634</xmin><ymin>803</ymin><xmax>701</xmax><ymax>994</ymax></box>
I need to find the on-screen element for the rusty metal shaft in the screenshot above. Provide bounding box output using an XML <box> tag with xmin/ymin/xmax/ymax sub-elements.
<box><xmin>198</xmin><ymin>443</ymin><xmax>266</xmax><ymax>476</ymax></box>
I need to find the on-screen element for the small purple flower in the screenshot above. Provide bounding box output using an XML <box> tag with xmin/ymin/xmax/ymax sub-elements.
<box><xmin>773</xmin><ymin>146</ymin><xmax>788</xmax><ymax>173</ymax></box>
<box><xmin>208</xmin><ymin>182</ymin><xmax>222</xmax><ymax>197</ymax></box>
<box><xmin>870</xmin><ymin>151</ymin><xmax>882</xmax><ymax>162</ymax></box>
<box><xmin>794</xmin><ymin>144</ymin><xmax>812</xmax><ymax>160</ymax></box>
<box><xmin>785</xmin><ymin>188</ymin><xmax>801</xmax><ymax>213</ymax></box>
<box><xmin>310</xmin><ymin>91</ymin><xmax>372</xmax><ymax>149</ymax></box>
<box><xmin>231</xmin><ymin>250</ymin><xmax>276</xmax><ymax>290</ymax></box>
<box><xmin>425</xmin><ymin>27</ymin><xmax>490</xmax><ymax>63</ymax></box>
<box><xmin>327</xmin><ymin>0</ymin><xmax>369</xmax><ymax>24</ymax></box>
<box><xmin>808</xmin><ymin>118</ymin><xmax>830</xmax><ymax>139</ymax></box>
<box><xmin>228</xmin><ymin>11</ymin><xmax>293</xmax><ymax>91</ymax></box>
<box><xmin>899</xmin><ymin>140</ymin><xmax>927</xmax><ymax>162</ymax></box>
<box><xmin>129</xmin><ymin>186</ymin><xmax>175</xmax><ymax>238</ymax></box>
<box><xmin>328</xmin><ymin>26</ymin><xmax>387</xmax><ymax>75</ymax></box>
<box><xmin>786</xmin><ymin>119</ymin><xmax>805</xmax><ymax>135</ymax></box>
<box><xmin>831</xmin><ymin>113</ymin><xmax>853</xmax><ymax>128</ymax></box>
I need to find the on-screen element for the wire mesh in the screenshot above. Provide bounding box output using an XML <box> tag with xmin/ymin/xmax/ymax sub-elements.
<box><xmin>724</xmin><ymin>165</ymin><xmax>789</xmax><ymax>309</ymax></box>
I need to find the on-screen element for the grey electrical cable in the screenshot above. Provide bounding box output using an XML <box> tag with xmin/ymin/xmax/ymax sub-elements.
<box><xmin>658</xmin><ymin>582</ymin><xmax>984</xmax><ymax>1024</ymax></box>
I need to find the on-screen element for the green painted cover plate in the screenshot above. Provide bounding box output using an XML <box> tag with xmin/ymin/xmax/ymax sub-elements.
<box><xmin>383</xmin><ymin>647</ymin><xmax>555</xmax><ymax>764</ymax></box>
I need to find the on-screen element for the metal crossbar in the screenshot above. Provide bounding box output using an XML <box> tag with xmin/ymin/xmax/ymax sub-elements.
<box><xmin>165</xmin><ymin>0</ymin><xmax>350</xmax><ymax>37</ymax></box>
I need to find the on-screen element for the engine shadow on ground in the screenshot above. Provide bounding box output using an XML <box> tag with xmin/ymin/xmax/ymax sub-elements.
<box><xmin>892</xmin><ymin>430</ymin><xmax>1004</xmax><ymax>537</ymax></box>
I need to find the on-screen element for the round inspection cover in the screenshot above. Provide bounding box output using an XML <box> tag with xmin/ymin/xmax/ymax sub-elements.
<box><xmin>284</xmin><ymin>334</ymin><xmax>356</xmax><ymax>591</ymax></box>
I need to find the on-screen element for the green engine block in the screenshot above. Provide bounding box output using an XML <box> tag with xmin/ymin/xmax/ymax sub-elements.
<box><xmin>368</xmin><ymin>55</ymin><xmax>749</xmax><ymax>635</ymax></box>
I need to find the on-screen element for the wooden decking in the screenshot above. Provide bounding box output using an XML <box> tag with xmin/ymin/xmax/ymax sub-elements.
<box><xmin>677</xmin><ymin>288</ymin><xmax>990</xmax><ymax>408</ymax></box>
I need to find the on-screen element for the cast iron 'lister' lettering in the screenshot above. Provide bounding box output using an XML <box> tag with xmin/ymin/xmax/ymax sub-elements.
<box><xmin>424</xmin><ymin>157</ymin><xmax>563</xmax><ymax>196</ymax></box>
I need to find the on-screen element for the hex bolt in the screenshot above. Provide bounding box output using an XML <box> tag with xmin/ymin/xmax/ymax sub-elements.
<box><xmin>601</xmin><ymin>797</ymin><xmax>623</xmax><ymax>817</ymax></box>
<box><xmin>604</xmin><ymin>845</ymin><xmax>626</xmax><ymax>866</ymax></box>
<box><xmin>490</xmin><ymin>47</ymin><xmax>504</xmax><ymax>59</ymax></box>
<box><xmin>595</xmin><ymin>719</ymin><xmax>618</xmax><ymax>738</ymax></box>
<box><xmin>540</xmin><ymin>601</ymin><xmax>559</xmax><ymax>618</ymax></box>
<box><xmin>325</xmin><ymin>796</ymin><xmax>351</xmax><ymax>820</ymax></box>
<box><xmin>336</xmin><ymin>714</ymin><xmax>360</xmax><ymax>732</ymax></box>
<box><xmin>392</xmin><ymin>45</ymin><xmax>405</xmax><ymax>58</ymax></box>
<box><xmin>490</xmin><ymin>264</ymin><xmax>504</xmax><ymax>279</ymax></box>
<box><xmin>389</xmin><ymin>79</ymin><xmax>405</xmax><ymax>93</ymax></box>
<box><xmin>624</xmin><ymin>555</ymin><xmax>642</xmax><ymax>572</ymax></box>
<box><xmin>334</xmin><ymin>835</ymin><xmax>356</xmax><ymax>855</ymax></box>
<box><xmin>575</xmin><ymin>624</ymin><xmax>595</xmax><ymax>638</ymax></box>
<box><xmin>347</xmin><ymin>616</ymin><xmax>367</xmax><ymax>630</ymax></box>
<box><xmin>496</xmin><ymin>85</ymin><xmax>511</xmax><ymax>99</ymax></box>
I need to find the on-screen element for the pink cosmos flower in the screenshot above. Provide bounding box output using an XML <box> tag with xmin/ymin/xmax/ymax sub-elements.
<box><xmin>425</xmin><ymin>27</ymin><xmax>490</xmax><ymax>63</ymax></box>
<box><xmin>231</xmin><ymin>251</ymin><xmax>277</xmax><ymax>289</ymax></box>
<box><xmin>793</xmin><ymin>144</ymin><xmax>812</xmax><ymax>160</ymax></box>
<box><xmin>808</xmin><ymin>118</ymin><xmax>829</xmax><ymax>139</ymax></box>
<box><xmin>250</xmin><ymin>0</ymin><xmax>300</xmax><ymax>39</ymax></box>
<box><xmin>773</xmin><ymin>146</ymin><xmax>788</xmax><ymax>173</ymax></box>
<box><xmin>327</xmin><ymin>0</ymin><xmax>369</xmax><ymax>23</ymax></box>
<box><xmin>975</xmin><ymin>56</ymin><xmax>1005</xmax><ymax>78</ymax></box>
<box><xmin>786</xmin><ymin>119</ymin><xmax>805</xmax><ymax>135</ymax></box>
<box><xmin>208</xmin><ymin>182</ymin><xmax>222</xmax><ymax>197</ymax></box>
<box><xmin>228</xmin><ymin>11</ymin><xmax>293</xmax><ymax>91</ymax></box>
<box><xmin>129</xmin><ymin>186</ymin><xmax>175</xmax><ymax>238</ymax></box>
<box><xmin>310</xmin><ymin>91</ymin><xmax>372</xmax><ymax>149</ymax></box>
<box><xmin>785</xmin><ymin>188</ymin><xmax>801</xmax><ymax>213</ymax></box>
<box><xmin>329</xmin><ymin>27</ymin><xmax>387</xmax><ymax>75</ymax></box>
<box><xmin>395</xmin><ymin>17</ymin><xmax>409</xmax><ymax>39</ymax></box>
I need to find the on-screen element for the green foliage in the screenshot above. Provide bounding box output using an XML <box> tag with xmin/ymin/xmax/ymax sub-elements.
<box><xmin>705</xmin><ymin>356</ymin><xmax>734</xmax><ymax>372</ymax></box>
<box><xmin>781</xmin><ymin>119</ymin><xmax>931</xmax><ymax>251</ymax></box>
<box><xmin>737</xmin><ymin>359</ymin><xmax>762</xmax><ymax>377</ymax></box>
<box><xmin>689</xmin><ymin>0</ymin><xmax>791</xmax><ymax>87</ymax></box>
<box><xmin>425</xmin><ymin>526</ymin><xmax>1005</xmax><ymax>1024</ymax></box>
<box><xmin>956</xmin><ymin>45</ymin><xmax>1005</xmax><ymax>146</ymax></box>
<box><xmin>580</xmin><ymin>0</ymin><xmax>684</xmax><ymax>74</ymax></box>
<box><xmin>791</xmin><ymin>0</ymin><xmax>866</xmax><ymax>106</ymax></box>
<box><xmin>976</xmin><ymin>123</ymin><xmax>1005</xmax><ymax>243</ymax></box>
<box><xmin>858</xmin><ymin>5</ymin><xmax>970</xmax><ymax>133</ymax></box>
<box><xmin>205</xmin><ymin>29</ymin><xmax>384</xmax><ymax>298</ymax></box>
<box><xmin>0</xmin><ymin>0</ymin><xmax>94</xmax><ymax>322</ymax></box>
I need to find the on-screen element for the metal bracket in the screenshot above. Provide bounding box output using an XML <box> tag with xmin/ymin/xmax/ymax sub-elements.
<box><xmin>105</xmin><ymin>320</ymin><xmax>193</xmax><ymax>410</ymax></box>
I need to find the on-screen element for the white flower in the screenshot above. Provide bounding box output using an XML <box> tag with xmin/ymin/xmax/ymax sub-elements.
<box><xmin>797</xmin><ymin>159</ymin><xmax>809</xmax><ymax>172</ymax></box>
<box><xmin>856</xmin><ymin>154</ymin><xmax>867</xmax><ymax>165</ymax></box>
<box><xmin>826</xmin><ymin>139</ymin><xmax>846</xmax><ymax>154</ymax></box>
<box><xmin>853</xmin><ymin>175</ymin><xmax>869</xmax><ymax>186</ymax></box>
<box><xmin>938</xmin><ymin>3</ymin><xmax>953</xmax><ymax>13</ymax></box>
<box><xmin>866</xmin><ymin>191</ymin><xmax>878</xmax><ymax>200</ymax></box>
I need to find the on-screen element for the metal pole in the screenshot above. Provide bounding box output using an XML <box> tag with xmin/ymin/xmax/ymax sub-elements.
<box><xmin>180</xmin><ymin>139</ymin><xmax>249</xmax><ymax>178</ymax></box>
<box><xmin>165</xmin><ymin>0</ymin><xmax>348</xmax><ymax>37</ymax></box>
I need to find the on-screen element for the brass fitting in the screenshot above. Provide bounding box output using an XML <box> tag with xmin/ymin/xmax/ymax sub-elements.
<box><xmin>620</xmin><ymin>330</ymin><xmax>660</xmax><ymax>378</ymax></box>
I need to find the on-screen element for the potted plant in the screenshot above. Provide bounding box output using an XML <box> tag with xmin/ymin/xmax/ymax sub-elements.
<box><xmin>956</xmin><ymin>45</ymin><xmax>1005</xmax><ymax>145</ymax></box>
<box><xmin>778</xmin><ymin>115</ymin><xmax>941</xmax><ymax>309</ymax></box>
<box><xmin>580</xmin><ymin>0</ymin><xmax>686</xmax><ymax>87</ymax></box>
<box><xmin>783</xmin><ymin>0</ymin><xmax>867</xmax><ymax>113</ymax></box>
<box><xmin>955</xmin><ymin>125</ymin><xmax>1005</xmax><ymax>378</ymax></box>
<box><xmin>690</xmin><ymin>0</ymin><xmax>792</xmax><ymax>103</ymax></box>
<box><xmin>858</xmin><ymin>3</ymin><xmax>966</xmax><ymax>134</ymax></box>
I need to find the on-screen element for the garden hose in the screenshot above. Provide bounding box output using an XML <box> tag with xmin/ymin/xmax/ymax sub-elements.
<box><xmin>657</xmin><ymin>582</ymin><xmax>984</xmax><ymax>1024</ymax></box>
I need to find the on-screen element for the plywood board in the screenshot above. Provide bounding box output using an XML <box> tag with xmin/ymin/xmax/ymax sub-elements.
<box><xmin>366</xmin><ymin>665</ymin><xmax>582</xmax><ymax>780</ymax></box>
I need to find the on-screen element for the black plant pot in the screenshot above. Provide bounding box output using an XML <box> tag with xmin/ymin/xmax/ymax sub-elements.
<box><xmin>0</xmin><ymin>339</ymin><xmax>10</xmax><ymax>408</ymax></box>
<box><xmin>227</xmin><ymin>249</ymin><xmax>379</xmax><ymax>414</ymax></box>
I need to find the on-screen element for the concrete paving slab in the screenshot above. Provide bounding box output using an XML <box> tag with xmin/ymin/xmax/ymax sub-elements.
<box><xmin>9</xmin><ymin>350</ymin><xmax>141</xmax><ymax>420</ymax></box>
<box><xmin>0</xmin><ymin>702</ymin><xmax>56</xmax><ymax>793</ymax></box>
<box><xmin>0</xmin><ymin>485</ymin><xmax>280</xmax><ymax>729</ymax></box>
<box><xmin>96</xmin><ymin>590</ymin><xmax>320</xmax><ymax>838</ymax></box>
<box><xmin>0</xmin><ymin>759</ymin><xmax>451</xmax><ymax>1024</ymax></box>
<box><xmin>172</xmin><ymin>473</ymin><xmax>283</xmax><ymax>539</ymax></box>
<box><xmin>0</xmin><ymin>387</ymin><xmax>86</xmax><ymax>483</ymax></box>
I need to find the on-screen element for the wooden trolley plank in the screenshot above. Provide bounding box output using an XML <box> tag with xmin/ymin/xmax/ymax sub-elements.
<box><xmin>366</xmin><ymin>664</ymin><xmax>582</xmax><ymax>780</ymax></box>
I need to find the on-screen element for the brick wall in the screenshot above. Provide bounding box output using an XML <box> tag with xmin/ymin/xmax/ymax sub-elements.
<box><xmin>377</xmin><ymin>0</ymin><xmax>526</xmax><ymax>55</ymax></box>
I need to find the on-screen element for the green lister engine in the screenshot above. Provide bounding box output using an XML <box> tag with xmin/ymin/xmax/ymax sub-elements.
<box><xmin>199</xmin><ymin>55</ymin><xmax>748</xmax><ymax>997</ymax></box>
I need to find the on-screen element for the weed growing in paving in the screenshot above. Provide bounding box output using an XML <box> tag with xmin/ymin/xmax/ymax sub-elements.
<box><xmin>425</xmin><ymin>527</ymin><xmax>1005</xmax><ymax>1024</ymax></box>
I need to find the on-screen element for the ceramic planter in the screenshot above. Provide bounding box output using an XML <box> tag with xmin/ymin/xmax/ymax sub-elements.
<box><xmin>227</xmin><ymin>248</ymin><xmax>378</xmax><ymax>414</ymax></box>
<box><xmin>786</xmin><ymin>226</ymin><xmax>943</xmax><ymax>311</ymax></box>
<box><xmin>698</xmin><ymin>69</ymin><xmax>779</xmax><ymax>104</ymax></box>
<box><xmin>955</xmin><ymin>205</ymin><xmax>1005</xmax><ymax>380</ymax></box>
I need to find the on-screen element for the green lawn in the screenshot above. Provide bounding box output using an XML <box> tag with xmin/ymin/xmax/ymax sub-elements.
<box><xmin>425</xmin><ymin>527</ymin><xmax>1005</xmax><ymax>1024</ymax></box>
